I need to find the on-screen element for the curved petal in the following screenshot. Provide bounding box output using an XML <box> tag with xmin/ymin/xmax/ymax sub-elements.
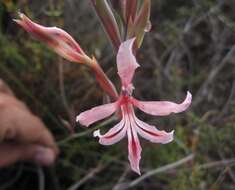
<box><xmin>132</xmin><ymin>91</ymin><xmax>192</xmax><ymax>116</ymax></box>
<box><xmin>14</xmin><ymin>13</ymin><xmax>86</xmax><ymax>63</ymax></box>
<box><xmin>93</xmin><ymin>116</ymin><xmax>127</xmax><ymax>145</ymax></box>
<box><xmin>127</xmin><ymin>117</ymin><xmax>142</xmax><ymax>175</ymax></box>
<box><xmin>133</xmin><ymin>115</ymin><xmax>174</xmax><ymax>144</ymax></box>
<box><xmin>76</xmin><ymin>102</ymin><xmax>119</xmax><ymax>127</ymax></box>
<box><xmin>117</xmin><ymin>38</ymin><xmax>139</xmax><ymax>87</ymax></box>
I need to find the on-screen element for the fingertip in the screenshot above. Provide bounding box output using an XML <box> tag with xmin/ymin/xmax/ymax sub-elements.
<box><xmin>33</xmin><ymin>146</ymin><xmax>56</xmax><ymax>166</ymax></box>
<box><xmin>0</xmin><ymin>143</ymin><xmax>57</xmax><ymax>168</ymax></box>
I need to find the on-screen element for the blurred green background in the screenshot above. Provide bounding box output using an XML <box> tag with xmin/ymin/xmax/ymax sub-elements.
<box><xmin>0</xmin><ymin>0</ymin><xmax>235</xmax><ymax>189</ymax></box>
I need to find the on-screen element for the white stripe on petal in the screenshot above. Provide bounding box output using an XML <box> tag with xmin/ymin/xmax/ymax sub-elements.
<box><xmin>127</xmin><ymin>112</ymin><xmax>142</xmax><ymax>175</ymax></box>
<box><xmin>133</xmin><ymin>115</ymin><xmax>174</xmax><ymax>144</ymax></box>
<box><xmin>93</xmin><ymin>116</ymin><xmax>127</xmax><ymax>146</ymax></box>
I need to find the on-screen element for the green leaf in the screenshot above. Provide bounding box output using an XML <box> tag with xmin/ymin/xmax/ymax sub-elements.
<box><xmin>133</xmin><ymin>0</ymin><xmax>151</xmax><ymax>48</ymax></box>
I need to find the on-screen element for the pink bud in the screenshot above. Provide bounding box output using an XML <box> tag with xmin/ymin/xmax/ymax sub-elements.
<box><xmin>14</xmin><ymin>13</ymin><xmax>88</xmax><ymax>64</ymax></box>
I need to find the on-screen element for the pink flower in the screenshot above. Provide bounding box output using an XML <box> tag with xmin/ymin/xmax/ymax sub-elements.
<box><xmin>14</xmin><ymin>13</ymin><xmax>119</xmax><ymax>100</ymax></box>
<box><xmin>76</xmin><ymin>38</ymin><xmax>192</xmax><ymax>175</ymax></box>
<box><xmin>14</xmin><ymin>13</ymin><xmax>89</xmax><ymax>64</ymax></box>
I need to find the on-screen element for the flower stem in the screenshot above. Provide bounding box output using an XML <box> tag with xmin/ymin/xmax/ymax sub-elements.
<box><xmin>85</xmin><ymin>56</ymin><xmax>118</xmax><ymax>101</ymax></box>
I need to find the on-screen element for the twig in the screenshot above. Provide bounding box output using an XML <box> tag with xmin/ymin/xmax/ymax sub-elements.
<box><xmin>146</xmin><ymin>36</ymin><xmax>163</xmax><ymax>95</ymax></box>
<box><xmin>67</xmin><ymin>164</ymin><xmax>104</xmax><ymax>190</ymax></box>
<box><xmin>217</xmin><ymin>80</ymin><xmax>235</xmax><ymax>120</ymax></box>
<box><xmin>193</xmin><ymin>44</ymin><xmax>235</xmax><ymax>107</ymax></box>
<box><xmin>37</xmin><ymin>166</ymin><xmax>45</xmax><ymax>190</ymax></box>
<box><xmin>58</xmin><ymin>59</ymin><xmax>76</xmax><ymax>133</ymax></box>
<box><xmin>0</xmin><ymin>164</ymin><xmax>23</xmax><ymax>190</ymax></box>
<box><xmin>227</xmin><ymin>167</ymin><xmax>235</xmax><ymax>183</ymax></box>
<box><xmin>218</xmin><ymin>147</ymin><xmax>235</xmax><ymax>183</ymax></box>
<box><xmin>58</xmin><ymin>116</ymin><xmax>116</xmax><ymax>145</ymax></box>
<box><xmin>112</xmin><ymin>166</ymin><xmax>130</xmax><ymax>190</ymax></box>
<box><xmin>197</xmin><ymin>158</ymin><xmax>235</xmax><ymax>170</ymax></box>
<box><xmin>46</xmin><ymin>166</ymin><xmax>61</xmax><ymax>190</ymax></box>
<box><xmin>120</xmin><ymin>154</ymin><xmax>194</xmax><ymax>190</ymax></box>
<box><xmin>118</xmin><ymin>156</ymin><xmax>235</xmax><ymax>190</ymax></box>
<box><xmin>162</xmin><ymin>4</ymin><xmax>221</xmax><ymax>81</ymax></box>
<box><xmin>209</xmin><ymin>167</ymin><xmax>228</xmax><ymax>190</ymax></box>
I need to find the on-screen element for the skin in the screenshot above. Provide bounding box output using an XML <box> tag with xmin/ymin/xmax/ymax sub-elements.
<box><xmin>0</xmin><ymin>79</ymin><xmax>58</xmax><ymax>167</ymax></box>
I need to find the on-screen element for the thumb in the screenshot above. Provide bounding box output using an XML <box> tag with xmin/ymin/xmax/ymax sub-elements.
<box><xmin>0</xmin><ymin>143</ymin><xmax>56</xmax><ymax>167</ymax></box>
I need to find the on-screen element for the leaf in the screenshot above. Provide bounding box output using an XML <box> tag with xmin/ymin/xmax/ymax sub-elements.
<box><xmin>133</xmin><ymin>0</ymin><xmax>151</xmax><ymax>48</ymax></box>
<box><xmin>91</xmin><ymin>0</ymin><xmax>122</xmax><ymax>52</ymax></box>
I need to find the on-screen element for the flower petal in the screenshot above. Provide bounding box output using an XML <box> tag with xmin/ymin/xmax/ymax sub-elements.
<box><xmin>93</xmin><ymin>116</ymin><xmax>127</xmax><ymax>145</ymax></box>
<box><xmin>76</xmin><ymin>102</ymin><xmax>119</xmax><ymax>127</ymax></box>
<box><xmin>14</xmin><ymin>13</ymin><xmax>86</xmax><ymax>63</ymax></box>
<box><xmin>133</xmin><ymin>115</ymin><xmax>174</xmax><ymax>144</ymax></box>
<box><xmin>127</xmin><ymin>118</ymin><xmax>142</xmax><ymax>175</ymax></box>
<box><xmin>132</xmin><ymin>91</ymin><xmax>192</xmax><ymax>116</ymax></box>
<box><xmin>117</xmin><ymin>38</ymin><xmax>139</xmax><ymax>87</ymax></box>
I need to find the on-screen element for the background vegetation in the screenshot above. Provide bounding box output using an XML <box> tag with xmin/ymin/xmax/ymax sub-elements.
<box><xmin>0</xmin><ymin>0</ymin><xmax>235</xmax><ymax>189</ymax></box>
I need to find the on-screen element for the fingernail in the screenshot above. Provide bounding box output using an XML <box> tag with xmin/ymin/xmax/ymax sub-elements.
<box><xmin>34</xmin><ymin>147</ymin><xmax>55</xmax><ymax>166</ymax></box>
